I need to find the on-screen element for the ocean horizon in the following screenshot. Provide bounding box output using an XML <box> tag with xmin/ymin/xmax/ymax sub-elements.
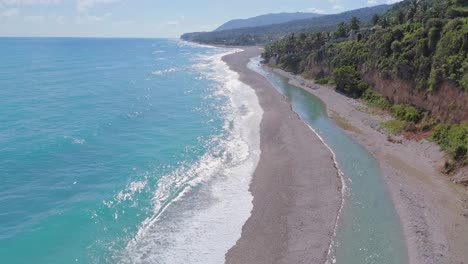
<box><xmin>0</xmin><ymin>37</ymin><xmax>262</xmax><ymax>263</ymax></box>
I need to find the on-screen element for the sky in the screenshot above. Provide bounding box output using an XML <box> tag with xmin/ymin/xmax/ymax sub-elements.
<box><xmin>0</xmin><ymin>0</ymin><xmax>402</xmax><ymax>38</ymax></box>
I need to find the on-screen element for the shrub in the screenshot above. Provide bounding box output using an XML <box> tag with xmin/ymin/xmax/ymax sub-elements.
<box><xmin>462</xmin><ymin>73</ymin><xmax>468</xmax><ymax>91</ymax></box>
<box><xmin>391</xmin><ymin>104</ymin><xmax>422</xmax><ymax>123</ymax></box>
<box><xmin>391</xmin><ymin>40</ymin><xmax>402</xmax><ymax>53</ymax></box>
<box><xmin>301</xmin><ymin>70</ymin><xmax>315</xmax><ymax>80</ymax></box>
<box><xmin>333</xmin><ymin>66</ymin><xmax>368</xmax><ymax>98</ymax></box>
<box><xmin>280</xmin><ymin>54</ymin><xmax>303</xmax><ymax>73</ymax></box>
<box><xmin>416</xmin><ymin>112</ymin><xmax>438</xmax><ymax>131</ymax></box>
<box><xmin>428</xmin><ymin>26</ymin><xmax>442</xmax><ymax>52</ymax></box>
<box><xmin>430</xmin><ymin>123</ymin><xmax>468</xmax><ymax>163</ymax></box>
<box><xmin>361</xmin><ymin>89</ymin><xmax>391</xmax><ymax>109</ymax></box>
<box><xmin>403</xmin><ymin>106</ymin><xmax>422</xmax><ymax>123</ymax></box>
<box><xmin>316</xmin><ymin>77</ymin><xmax>330</xmax><ymax>85</ymax></box>
<box><xmin>381</xmin><ymin>120</ymin><xmax>406</xmax><ymax>134</ymax></box>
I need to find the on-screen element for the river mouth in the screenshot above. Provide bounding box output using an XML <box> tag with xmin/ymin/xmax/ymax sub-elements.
<box><xmin>248</xmin><ymin>57</ymin><xmax>408</xmax><ymax>264</ymax></box>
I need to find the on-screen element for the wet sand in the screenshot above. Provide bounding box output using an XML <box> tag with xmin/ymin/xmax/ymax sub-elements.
<box><xmin>222</xmin><ymin>47</ymin><xmax>342</xmax><ymax>264</ymax></box>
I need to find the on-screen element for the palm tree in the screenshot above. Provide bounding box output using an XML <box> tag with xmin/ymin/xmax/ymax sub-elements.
<box><xmin>406</xmin><ymin>0</ymin><xmax>421</xmax><ymax>22</ymax></box>
<box><xmin>334</xmin><ymin>22</ymin><xmax>348</xmax><ymax>38</ymax></box>
<box><xmin>371</xmin><ymin>14</ymin><xmax>380</xmax><ymax>26</ymax></box>
<box><xmin>349</xmin><ymin>16</ymin><xmax>361</xmax><ymax>30</ymax></box>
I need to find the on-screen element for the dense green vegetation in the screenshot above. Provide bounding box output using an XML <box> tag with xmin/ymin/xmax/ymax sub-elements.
<box><xmin>263</xmin><ymin>0</ymin><xmax>468</xmax><ymax>92</ymax></box>
<box><xmin>361</xmin><ymin>89</ymin><xmax>391</xmax><ymax>109</ymax></box>
<box><xmin>431</xmin><ymin>123</ymin><xmax>468</xmax><ymax>165</ymax></box>
<box><xmin>263</xmin><ymin>0</ymin><xmax>468</xmax><ymax>168</ymax></box>
<box><xmin>181</xmin><ymin>5</ymin><xmax>391</xmax><ymax>45</ymax></box>
<box><xmin>333</xmin><ymin>65</ymin><xmax>368</xmax><ymax>98</ymax></box>
<box><xmin>214</xmin><ymin>12</ymin><xmax>322</xmax><ymax>32</ymax></box>
<box><xmin>315</xmin><ymin>76</ymin><xmax>332</xmax><ymax>85</ymax></box>
<box><xmin>391</xmin><ymin>104</ymin><xmax>422</xmax><ymax>123</ymax></box>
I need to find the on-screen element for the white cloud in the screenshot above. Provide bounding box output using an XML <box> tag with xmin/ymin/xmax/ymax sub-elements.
<box><xmin>0</xmin><ymin>8</ymin><xmax>19</xmax><ymax>17</ymax></box>
<box><xmin>191</xmin><ymin>24</ymin><xmax>218</xmax><ymax>32</ymax></box>
<box><xmin>307</xmin><ymin>7</ymin><xmax>326</xmax><ymax>14</ymax></box>
<box><xmin>387</xmin><ymin>0</ymin><xmax>403</xmax><ymax>3</ymax></box>
<box><xmin>367</xmin><ymin>0</ymin><xmax>377</xmax><ymax>4</ymax></box>
<box><xmin>165</xmin><ymin>20</ymin><xmax>179</xmax><ymax>26</ymax></box>
<box><xmin>117</xmin><ymin>19</ymin><xmax>133</xmax><ymax>25</ymax></box>
<box><xmin>24</xmin><ymin>14</ymin><xmax>65</xmax><ymax>23</ymax></box>
<box><xmin>156</xmin><ymin>15</ymin><xmax>185</xmax><ymax>28</ymax></box>
<box><xmin>328</xmin><ymin>0</ymin><xmax>343</xmax><ymax>11</ymax></box>
<box><xmin>24</xmin><ymin>14</ymin><xmax>45</xmax><ymax>22</ymax></box>
<box><xmin>332</xmin><ymin>4</ymin><xmax>343</xmax><ymax>10</ymax></box>
<box><xmin>75</xmin><ymin>12</ymin><xmax>111</xmax><ymax>24</ymax></box>
<box><xmin>0</xmin><ymin>0</ymin><xmax>61</xmax><ymax>5</ymax></box>
<box><xmin>156</xmin><ymin>20</ymin><xmax>178</xmax><ymax>30</ymax></box>
<box><xmin>76</xmin><ymin>0</ymin><xmax>118</xmax><ymax>12</ymax></box>
<box><xmin>56</xmin><ymin>15</ymin><xmax>64</xmax><ymax>23</ymax></box>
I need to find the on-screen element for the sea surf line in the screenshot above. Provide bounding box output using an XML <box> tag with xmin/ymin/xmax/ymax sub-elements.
<box><xmin>118</xmin><ymin>48</ymin><xmax>263</xmax><ymax>264</ymax></box>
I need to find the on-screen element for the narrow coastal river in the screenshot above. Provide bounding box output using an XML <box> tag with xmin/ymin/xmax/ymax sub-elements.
<box><xmin>249</xmin><ymin>58</ymin><xmax>408</xmax><ymax>264</ymax></box>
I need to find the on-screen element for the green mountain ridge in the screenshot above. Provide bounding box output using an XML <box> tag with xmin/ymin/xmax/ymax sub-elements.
<box><xmin>181</xmin><ymin>4</ymin><xmax>391</xmax><ymax>46</ymax></box>
<box><xmin>214</xmin><ymin>12</ymin><xmax>322</xmax><ymax>32</ymax></box>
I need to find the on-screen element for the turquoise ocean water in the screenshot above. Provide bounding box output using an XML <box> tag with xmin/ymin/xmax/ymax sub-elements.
<box><xmin>0</xmin><ymin>38</ymin><xmax>262</xmax><ymax>263</ymax></box>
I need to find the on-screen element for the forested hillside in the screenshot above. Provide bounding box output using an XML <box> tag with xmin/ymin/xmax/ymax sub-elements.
<box><xmin>181</xmin><ymin>5</ymin><xmax>391</xmax><ymax>45</ymax></box>
<box><xmin>214</xmin><ymin>12</ymin><xmax>322</xmax><ymax>32</ymax></box>
<box><xmin>263</xmin><ymin>0</ymin><xmax>468</xmax><ymax>177</ymax></box>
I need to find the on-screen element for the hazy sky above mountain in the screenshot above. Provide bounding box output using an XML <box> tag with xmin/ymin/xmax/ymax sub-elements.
<box><xmin>0</xmin><ymin>0</ymin><xmax>403</xmax><ymax>38</ymax></box>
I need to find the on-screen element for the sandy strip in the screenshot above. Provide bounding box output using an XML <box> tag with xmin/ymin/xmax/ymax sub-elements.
<box><xmin>271</xmin><ymin>67</ymin><xmax>468</xmax><ymax>264</ymax></box>
<box><xmin>222</xmin><ymin>48</ymin><xmax>342</xmax><ymax>264</ymax></box>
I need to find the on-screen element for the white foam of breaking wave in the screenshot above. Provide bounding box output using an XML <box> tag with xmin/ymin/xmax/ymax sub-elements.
<box><xmin>119</xmin><ymin>49</ymin><xmax>263</xmax><ymax>264</ymax></box>
<box><xmin>176</xmin><ymin>39</ymin><xmax>218</xmax><ymax>49</ymax></box>
<box><xmin>152</xmin><ymin>68</ymin><xmax>178</xmax><ymax>75</ymax></box>
<box><xmin>72</xmin><ymin>138</ymin><xmax>85</xmax><ymax>145</ymax></box>
<box><xmin>102</xmin><ymin>179</ymin><xmax>148</xmax><ymax>209</ymax></box>
<box><xmin>64</xmin><ymin>136</ymin><xmax>86</xmax><ymax>145</ymax></box>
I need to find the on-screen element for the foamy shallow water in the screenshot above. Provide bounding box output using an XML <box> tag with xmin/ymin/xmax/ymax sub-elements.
<box><xmin>120</xmin><ymin>50</ymin><xmax>263</xmax><ymax>263</ymax></box>
<box><xmin>0</xmin><ymin>38</ymin><xmax>261</xmax><ymax>263</ymax></box>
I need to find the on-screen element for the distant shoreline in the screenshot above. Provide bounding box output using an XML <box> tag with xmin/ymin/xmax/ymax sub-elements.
<box><xmin>222</xmin><ymin>47</ymin><xmax>342</xmax><ymax>263</ymax></box>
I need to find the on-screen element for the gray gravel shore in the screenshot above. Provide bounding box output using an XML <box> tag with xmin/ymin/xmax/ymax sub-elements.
<box><xmin>223</xmin><ymin>47</ymin><xmax>342</xmax><ymax>264</ymax></box>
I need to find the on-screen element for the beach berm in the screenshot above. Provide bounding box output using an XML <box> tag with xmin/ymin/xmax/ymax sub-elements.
<box><xmin>223</xmin><ymin>47</ymin><xmax>342</xmax><ymax>264</ymax></box>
